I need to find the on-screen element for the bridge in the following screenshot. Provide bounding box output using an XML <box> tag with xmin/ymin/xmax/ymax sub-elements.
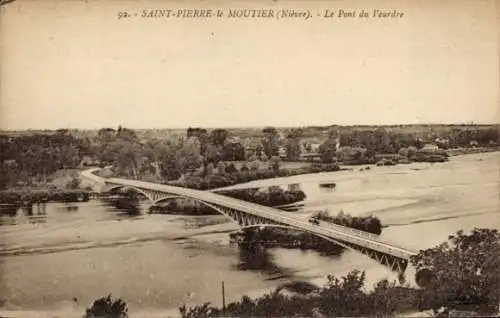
<box><xmin>81</xmin><ymin>168</ymin><xmax>418</xmax><ymax>273</ymax></box>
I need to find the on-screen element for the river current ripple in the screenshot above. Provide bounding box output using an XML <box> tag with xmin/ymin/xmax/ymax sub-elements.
<box><xmin>0</xmin><ymin>152</ymin><xmax>499</xmax><ymax>317</ymax></box>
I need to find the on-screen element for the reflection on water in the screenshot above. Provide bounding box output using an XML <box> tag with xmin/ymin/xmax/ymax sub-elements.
<box><xmin>0</xmin><ymin>204</ymin><xmax>48</xmax><ymax>225</ymax></box>
<box><xmin>236</xmin><ymin>243</ymin><xmax>283</xmax><ymax>276</ymax></box>
<box><xmin>0</xmin><ymin>193</ymin><xmax>144</xmax><ymax>226</ymax></box>
<box><xmin>101</xmin><ymin>195</ymin><xmax>142</xmax><ymax>217</ymax></box>
<box><xmin>0</xmin><ymin>152</ymin><xmax>499</xmax><ymax>314</ymax></box>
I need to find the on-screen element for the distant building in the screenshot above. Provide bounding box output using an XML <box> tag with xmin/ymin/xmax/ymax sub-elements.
<box><xmin>300</xmin><ymin>152</ymin><xmax>321</xmax><ymax>162</ymax></box>
<box><xmin>79</xmin><ymin>156</ymin><xmax>101</xmax><ymax>168</ymax></box>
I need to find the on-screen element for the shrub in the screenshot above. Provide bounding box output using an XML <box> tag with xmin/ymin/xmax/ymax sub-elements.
<box><xmin>84</xmin><ymin>294</ymin><xmax>128</xmax><ymax>318</ymax></box>
<box><xmin>410</xmin><ymin>228</ymin><xmax>500</xmax><ymax>315</ymax></box>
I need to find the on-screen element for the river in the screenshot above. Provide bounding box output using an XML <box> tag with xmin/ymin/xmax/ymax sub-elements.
<box><xmin>0</xmin><ymin>152</ymin><xmax>499</xmax><ymax>317</ymax></box>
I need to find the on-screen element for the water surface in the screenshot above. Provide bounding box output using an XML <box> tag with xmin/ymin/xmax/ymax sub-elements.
<box><xmin>1</xmin><ymin>152</ymin><xmax>499</xmax><ymax>317</ymax></box>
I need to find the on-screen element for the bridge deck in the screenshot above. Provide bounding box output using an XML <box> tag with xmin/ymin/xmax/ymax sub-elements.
<box><xmin>104</xmin><ymin>177</ymin><xmax>417</xmax><ymax>260</ymax></box>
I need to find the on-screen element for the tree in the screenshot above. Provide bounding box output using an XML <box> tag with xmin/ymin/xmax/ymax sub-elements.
<box><xmin>225</xmin><ymin>162</ymin><xmax>238</xmax><ymax>174</ymax></box>
<box><xmin>318</xmin><ymin>138</ymin><xmax>337</xmax><ymax>164</ymax></box>
<box><xmin>373</xmin><ymin>128</ymin><xmax>393</xmax><ymax>153</ymax></box>
<box><xmin>187</xmin><ymin>127</ymin><xmax>209</xmax><ymax>156</ymax></box>
<box><xmin>149</xmin><ymin>140</ymin><xmax>182</xmax><ymax>181</ymax></box>
<box><xmin>285</xmin><ymin>128</ymin><xmax>303</xmax><ymax>161</ymax></box>
<box><xmin>249</xmin><ymin>159</ymin><xmax>260</xmax><ymax>171</ymax></box>
<box><xmin>410</xmin><ymin>228</ymin><xmax>500</xmax><ymax>315</ymax></box>
<box><xmin>66</xmin><ymin>176</ymin><xmax>81</xmax><ymax>189</ymax></box>
<box><xmin>205</xmin><ymin>144</ymin><xmax>223</xmax><ymax>165</ymax></box>
<box><xmin>97</xmin><ymin>128</ymin><xmax>116</xmax><ymax>144</ymax></box>
<box><xmin>111</xmin><ymin>140</ymin><xmax>140</xmax><ymax>179</ymax></box>
<box><xmin>116</xmin><ymin>126</ymin><xmax>138</xmax><ymax>142</ymax></box>
<box><xmin>222</xmin><ymin>142</ymin><xmax>245</xmax><ymax>161</ymax></box>
<box><xmin>240</xmin><ymin>162</ymin><xmax>249</xmax><ymax>172</ymax></box>
<box><xmin>216</xmin><ymin>161</ymin><xmax>227</xmax><ymax>175</ymax></box>
<box><xmin>209</xmin><ymin>129</ymin><xmax>229</xmax><ymax>147</ymax></box>
<box><xmin>84</xmin><ymin>294</ymin><xmax>128</xmax><ymax>318</ymax></box>
<box><xmin>204</xmin><ymin>163</ymin><xmax>214</xmax><ymax>176</ymax></box>
<box><xmin>177</xmin><ymin>138</ymin><xmax>203</xmax><ymax>173</ymax></box>
<box><xmin>414</xmin><ymin>137</ymin><xmax>424</xmax><ymax>150</ymax></box>
<box><xmin>261</xmin><ymin>127</ymin><xmax>280</xmax><ymax>157</ymax></box>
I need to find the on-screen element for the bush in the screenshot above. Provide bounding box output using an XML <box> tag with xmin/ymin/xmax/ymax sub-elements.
<box><xmin>179</xmin><ymin>270</ymin><xmax>413</xmax><ymax>317</ymax></box>
<box><xmin>312</xmin><ymin>210</ymin><xmax>383</xmax><ymax>235</ymax></box>
<box><xmin>84</xmin><ymin>294</ymin><xmax>128</xmax><ymax>318</ymax></box>
<box><xmin>410</xmin><ymin>228</ymin><xmax>500</xmax><ymax>315</ymax></box>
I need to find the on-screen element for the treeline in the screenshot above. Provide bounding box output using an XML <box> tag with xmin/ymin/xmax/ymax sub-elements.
<box><xmin>318</xmin><ymin>126</ymin><xmax>499</xmax><ymax>164</ymax></box>
<box><xmin>312</xmin><ymin>210</ymin><xmax>383</xmax><ymax>235</ymax></box>
<box><xmin>0</xmin><ymin>130</ymin><xmax>91</xmax><ymax>188</ymax></box>
<box><xmin>0</xmin><ymin>189</ymin><xmax>90</xmax><ymax>205</ymax></box>
<box><xmin>337</xmin><ymin>127</ymin><xmax>500</xmax><ymax>153</ymax></box>
<box><xmin>168</xmin><ymin>162</ymin><xmax>340</xmax><ymax>190</ymax></box>
<box><xmin>2</xmin><ymin>125</ymin><xmax>498</xmax><ymax>190</ymax></box>
<box><xmin>96</xmin><ymin>126</ymin><xmax>248</xmax><ymax>181</ymax></box>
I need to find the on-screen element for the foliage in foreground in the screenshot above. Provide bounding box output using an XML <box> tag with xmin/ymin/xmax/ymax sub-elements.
<box><xmin>84</xmin><ymin>294</ymin><xmax>128</xmax><ymax>318</ymax></box>
<box><xmin>179</xmin><ymin>270</ymin><xmax>418</xmax><ymax>318</ymax></box>
<box><xmin>82</xmin><ymin>228</ymin><xmax>500</xmax><ymax>317</ymax></box>
<box><xmin>410</xmin><ymin>228</ymin><xmax>500</xmax><ymax>315</ymax></box>
<box><xmin>180</xmin><ymin>228</ymin><xmax>500</xmax><ymax>317</ymax></box>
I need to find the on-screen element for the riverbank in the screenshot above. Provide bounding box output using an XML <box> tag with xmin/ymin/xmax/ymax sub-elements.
<box><xmin>180</xmin><ymin>227</ymin><xmax>500</xmax><ymax>318</ymax></box>
<box><xmin>166</xmin><ymin>163</ymin><xmax>341</xmax><ymax>190</ymax></box>
<box><xmin>0</xmin><ymin>188</ymin><xmax>91</xmax><ymax>206</ymax></box>
<box><xmin>446</xmin><ymin>146</ymin><xmax>500</xmax><ymax>156</ymax></box>
<box><xmin>1</xmin><ymin>152</ymin><xmax>499</xmax><ymax>317</ymax></box>
<box><xmin>0</xmin><ymin>169</ymin><xmax>92</xmax><ymax>207</ymax></box>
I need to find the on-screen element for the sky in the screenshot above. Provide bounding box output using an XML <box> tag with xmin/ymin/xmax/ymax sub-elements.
<box><xmin>1</xmin><ymin>0</ymin><xmax>499</xmax><ymax>130</ymax></box>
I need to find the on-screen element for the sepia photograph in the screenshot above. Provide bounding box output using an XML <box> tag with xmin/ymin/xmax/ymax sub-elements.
<box><xmin>0</xmin><ymin>0</ymin><xmax>499</xmax><ymax>317</ymax></box>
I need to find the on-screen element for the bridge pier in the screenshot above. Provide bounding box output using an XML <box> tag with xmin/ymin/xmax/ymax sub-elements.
<box><xmin>81</xmin><ymin>170</ymin><xmax>417</xmax><ymax>275</ymax></box>
<box><xmin>355</xmin><ymin>246</ymin><xmax>409</xmax><ymax>274</ymax></box>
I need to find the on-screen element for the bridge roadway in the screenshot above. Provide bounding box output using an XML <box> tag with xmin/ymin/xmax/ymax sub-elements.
<box><xmin>97</xmin><ymin>175</ymin><xmax>417</xmax><ymax>261</ymax></box>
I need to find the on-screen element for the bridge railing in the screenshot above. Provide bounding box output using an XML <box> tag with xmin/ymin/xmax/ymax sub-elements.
<box><xmin>252</xmin><ymin>208</ymin><xmax>413</xmax><ymax>259</ymax></box>
<box><xmin>268</xmin><ymin>210</ymin><xmax>416</xmax><ymax>259</ymax></box>
<box><xmin>310</xmin><ymin>219</ymin><xmax>381</xmax><ymax>240</ymax></box>
<box><xmin>88</xmin><ymin>174</ymin><xmax>417</xmax><ymax>259</ymax></box>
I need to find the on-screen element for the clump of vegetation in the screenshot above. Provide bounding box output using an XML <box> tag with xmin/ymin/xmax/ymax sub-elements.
<box><xmin>312</xmin><ymin>210</ymin><xmax>383</xmax><ymax>235</ymax></box>
<box><xmin>0</xmin><ymin>188</ymin><xmax>90</xmax><ymax>205</ymax></box>
<box><xmin>179</xmin><ymin>270</ymin><xmax>418</xmax><ymax>318</ymax></box>
<box><xmin>84</xmin><ymin>294</ymin><xmax>128</xmax><ymax>318</ymax></box>
<box><xmin>168</xmin><ymin>162</ymin><xmax>340</xmax><ymax>191</ymax></box>
<box><xmin>410</xmin><ymin>228</ymin><xmax>500</xmax><ymax>315</ymax></box>
<box><xmin>2</xmin><ymin>125</ymin><xmax>498</xmax><ymax>189</ymax></box>
<box><xmin>183</xmin><ymin>228</ymin><xmax>500</xmax><ymax>317</ymax></box>
<box><xmin>230</xmin><ymin>211</ymin><xmax>383</xmax><ymax>255</ymax></box>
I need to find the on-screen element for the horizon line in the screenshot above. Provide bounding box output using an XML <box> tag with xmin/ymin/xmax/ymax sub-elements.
<box><xmin>1</xmin><ymin>121</ymin><xmax>499</xmax><ymax>132</ymax></box>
